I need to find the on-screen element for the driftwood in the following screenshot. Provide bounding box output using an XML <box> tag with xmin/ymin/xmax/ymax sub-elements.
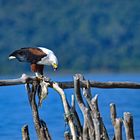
<box><xmin>74</xmin><ymin>75</ymin><xmax>95</xmax><ymax>139</ymax></box>
<box><xmin>74</xmin><ymin>74</ymin><xmax>110</xmax><ymax>140</ymax></box>
<box><xmin>52</xmin><ymin>82</ymin><xmax>77</xmax><ymax>140</ymax></box>
<box><xmin>25</xmin><ymin>81</ymin><xmax>51</xmax><ymax>140</ymax></box>
<box><xmin>0</xmin><ymin>74</ymin><xmax>140</xmax><ymax>89</ymax></box>
<box><xmin>110</xmin><ymin>103</ymin><xmax>122</xmax><ymax>140</ymax></box>
<box><xmin>0</xmin><ymin>74</ymin><xmax>136</xmax><ymax>140</ymax></box>
<box><xmin>22</xmin><ymin>125</ymin><xmax>30</xmax><ymax>140</ymax></box>
<box><xmin>123</xmin><ymin>112</ymin><xmax>134</xmax><ymax>140</ymax></box>
<box><xmin>70</xmin><ymin>94</ymin><xmax>83</xmax><ymax>139</ymax></box>
<box><xmin>83</xmin><ymin>80</ymin><xmax>109</xmax><ymax>140</ymax></box>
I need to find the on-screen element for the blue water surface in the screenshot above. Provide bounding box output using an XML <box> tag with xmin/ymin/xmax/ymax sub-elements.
<box><xmin>0</xmin><ymin>73</ymin><xmax>140</xmax><ymax>140</ymax></box>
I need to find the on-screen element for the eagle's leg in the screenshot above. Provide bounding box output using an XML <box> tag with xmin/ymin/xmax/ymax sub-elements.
<box><xmin>42</xmin><ymin>75</ymin><xmax>51</xmax><ymax>82</ymax></box>
<box><xmin>38</xmin><ymin>65</ymin><xmax>51</xmax><ymax>81</ymax></box>
<box><xmin>30</xmin><ymin>64</ymin><xmax>50</xmax><ymax>107</ymax></box>
<box><xmin>35</xmin><ymin>73</ymin><xmax>50</xmax><ymax>82</ymax></box>
<box><xmin>31</xmin><ymin>64</ymin><xmax>50</xmax><ymax>81</ymax></box>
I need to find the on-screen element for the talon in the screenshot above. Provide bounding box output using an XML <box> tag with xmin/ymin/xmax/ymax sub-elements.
<box><xmin>43</xmin><ymin>76</ymin><xmax>51</xmax><ymax>82</ymax></box>
<box><xmin>35</xmin><ymin>76</ymin><xmax>44</xmax><ymax>82</ymax></box>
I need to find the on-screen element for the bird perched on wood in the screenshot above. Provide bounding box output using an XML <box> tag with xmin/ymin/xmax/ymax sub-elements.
<box><xmin>9</xmin><ymin>47</ymin><xmax>58</xmax><ymax>77</ymax></box>
<box><xmin>9</xmin><ymin>47</ymin><xmax>58</xmax><ymax>107</ymax></box>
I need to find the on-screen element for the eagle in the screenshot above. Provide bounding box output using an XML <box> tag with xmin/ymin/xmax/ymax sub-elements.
<box><xmin>9</xmin><ymin>47</ymin><xmax>58</xmax><ymax>77</ymax></box>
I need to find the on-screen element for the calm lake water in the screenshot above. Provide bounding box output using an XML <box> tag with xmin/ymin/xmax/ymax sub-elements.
<box><xmin>0</xmin><ymin>73</ymin><xmax>140</xmax><ymax>140</ymax></box>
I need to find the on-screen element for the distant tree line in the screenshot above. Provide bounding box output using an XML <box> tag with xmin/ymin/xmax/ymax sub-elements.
<box><xmin>0</xmin><ymin>0</ymin><xmax>139</xmax><ymax>74</ymax></box>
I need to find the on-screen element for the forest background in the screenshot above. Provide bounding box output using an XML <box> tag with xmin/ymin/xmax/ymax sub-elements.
<box><xmin>0</xmin><ymin>0</ymin><xmax>139</xmax><ymax>75</ymax></box>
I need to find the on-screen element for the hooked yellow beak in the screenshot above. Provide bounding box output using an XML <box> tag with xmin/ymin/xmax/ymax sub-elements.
<box><xmin>52</xmin><ymin>63</ymin><xmax>58</xmax><ymax>71</ymax></box>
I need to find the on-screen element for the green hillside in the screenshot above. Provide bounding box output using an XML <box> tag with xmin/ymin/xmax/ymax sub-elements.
<box><xmin>0</xmin><ymin>0</ymin><xmax>140</xmax><ymax>75</ymax></box>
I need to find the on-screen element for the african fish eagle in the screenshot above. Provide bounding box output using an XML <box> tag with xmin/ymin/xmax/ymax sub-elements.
<box><xmin>9</xmin><ymin>47</ymin><xmax>58</xmax><ymax>77</ymax></box>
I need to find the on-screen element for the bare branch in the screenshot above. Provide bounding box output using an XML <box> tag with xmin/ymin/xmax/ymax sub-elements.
<box><xmin>83</xmin><ymin>80</ymin><xmax>109</xmax><ymax>140</ymax></box>
<box><xmin>110</xmin><ymin>103</ymin><xmax>122</xmax><ymax>140</ymax></box>
<box><xmin>123</xmin><ymin>112</ymin><xmax>134</xmax><ymax>140</ymax></box>
<box><xmin>0</xmin><ymin>74</ymin><xmax>140</xmax><ymax>89</ymax></box>
<box><xmin>70</xmin><ymin>94</ymin><xmax>83</xmax><ymax>139</ymax></box>
<box><xmin>25</xmin><ymin>82</ymin><xmax>51</xmax><ymax>140</ymax></box>
<box><xmin>52</xmin><ymin>82</ymin><xmax>77</xmax><ymax>140</ymax></box>
<box><xmin>74</xmin><ymin>75</ymin><xmax>94</xmax><ymax>139</ymax></box>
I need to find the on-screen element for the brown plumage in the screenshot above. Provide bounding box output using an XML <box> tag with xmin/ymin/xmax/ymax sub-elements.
<box><xmin>31</xmin><ymin>64</ymin><xmax>44</xmax><ymax>75</ymax></box>
<box><xmin>9</xmin><ymin>47</ymin><xmax>58</xmax><ymax>77</ymax></box>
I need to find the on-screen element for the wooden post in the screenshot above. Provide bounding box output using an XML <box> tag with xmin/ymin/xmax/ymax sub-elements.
<box><xmin>26</xmin><ymin>82</ymin><xmax>51</xmax><ymax>140</ymax></box>
<box><xmin>82</xmin><ymin>79</ymin><xmax>109</xmax><ymax>140</ymax></box>
<box><xmin>74</xmin><ymin>75</ymin><xmax>95</xmax><ymax>139</ymax></box>
<box><xmin>110</xmin><ymin>103</ymin><xmax>122</xmax><ymax>140</ymax></box>
<box><xmin>123</xmin><ymin>112</ymin><xmax>134</xmax><ymax>140</ymax></box>
<box><xmin>52</xmin><ymin>82</ymin><xmax>77</xmax><ymax>140</ymax></box>
<box><xmin>22</xmin><ymin>125</ymin><xmax>30</xmax><ymax>140</ymax></box>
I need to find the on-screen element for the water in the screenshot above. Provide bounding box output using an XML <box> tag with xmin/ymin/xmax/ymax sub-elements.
<box><xmin>0</xmin><ymin>74</ymin><xmax>140</xmax><ymax>140</ymax></box>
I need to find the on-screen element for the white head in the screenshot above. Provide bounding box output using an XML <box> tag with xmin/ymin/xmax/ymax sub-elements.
<box><xmin>37</xmin><ymin>47</ymin><xmax>58</xmax><ymax>71</ymax></box>
<box><xmin>49</xmin><ymin>52</ymin><xmax>58</xmax><ymax>71</ymax></box>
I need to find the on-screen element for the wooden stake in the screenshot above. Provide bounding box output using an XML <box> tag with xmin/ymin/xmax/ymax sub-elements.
<box><xmin>123</xmin><ymin>112</ymin><xmax>134</xmax><ymax>140</ymax></box>
<box><xmin>26</xmin><ymin>82</ymin><xmax>51</xmax><ymax>140</ymax></box>
<box><xmin>110</xmin><ymin>103</ymin><xmax>122</xmax><ymax>140</ymax></box>
<box><xmin>83</xmin><ymin>80</ymin><xmax>109</xmax><ymax>140</ymax></box>
<box><xmin>74</xmin><ymin>75</ymin><xmax>95</xmax><ymax>139</ymax></box>
<box><xmin>22</xmin><ymin>125</ymin><xmax>30</xmax><ymax>140</ymax></box>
